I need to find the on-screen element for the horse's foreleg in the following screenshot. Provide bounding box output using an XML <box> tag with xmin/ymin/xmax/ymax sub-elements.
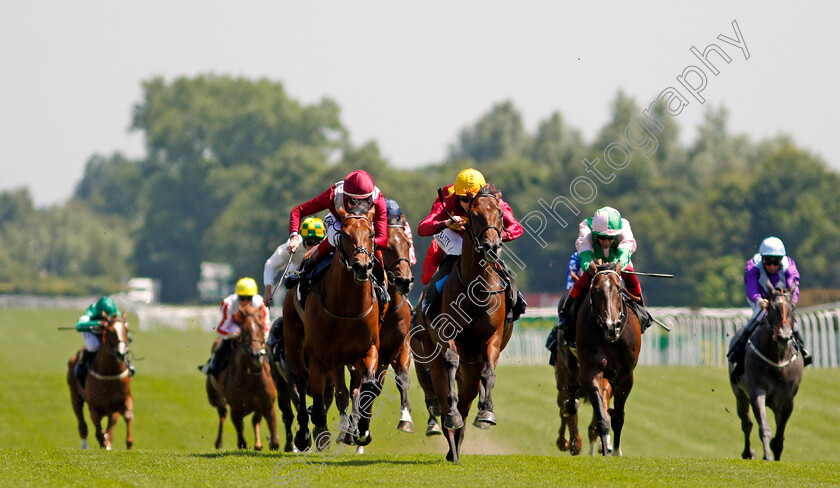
<box><xmin>748</xmin><ymin>388</ymin><xmax>773</xmax><ymax>460</ymax></box>
<box><xmin>771</xmin><ymin>400</ymin><xmax>794</xmax><ymax>461</ymax></box>
<box><xmin>252</xmin><ymin>413</ymin><xmax>263</xmax><ymax>451</ymax></box>
<box><xmin>353</xmin><ymin>345</ymin><xmax>380</xmax><ymax>447</ymax></box>
<box><xmin>456</xmin><ymin>362</ymin><xmax>482</xmax><ymax>456</ymax></box>
<box><xmin>440</xmin><ymin>347</ymin><xmax>462</xmax><ymax>430</ymax></box>
<box><xmin>583</xmin><ymin>369</ymin><xmax>610</xmax><ymax>456</ymax></box>
<box><xmin>232</xmin><ymin>411</ymin><xmax>247</xmax><ymax>450</ymax></box>
<box><xmin>734</xmin><ymin>387</ymin><xmax>754</xmax><ymax>459</ymax></box>
<box><xmin>610</xmin><ymin>375</ymin><xmax>632</xmax><ymax>457</ymax></box>
<box><xmin>475</xmin><ymin>333</ymin><xmax>502</xmax><ymax>427</ymax></box>
<box><xmin>308</xmin><ymin>358</ymin><xmax>332</xmax><ymax>452</ymax></box>
<box><xmin>105</xmin><ymin>412</ymin><xmax>119</xmax><ymax>451</ymax></box>
<box><xmin>394</xmin><ymin>347</ymin><xmax>414</xmax><ymax>433</ymax></box>
<box><xmin>275</xmin><ymin>376</ymin><xmax>295</xmax><ymax>452</ymax></box>
<box><xmin>290</xmin><ymin>370</ymin><xmax>311</xmax><ymax>452</ymax></box>
<box><xmin>89</xmin><ymin>408</ymin><xmax>106</xmax><ymax>449</ymax></box>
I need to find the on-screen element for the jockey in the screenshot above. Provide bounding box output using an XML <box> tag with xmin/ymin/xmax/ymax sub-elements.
<box><xmin>263</xmin><ymin>216</ymin><xmax>325</xmax><ymax>357</ymax></box>
<box><xmin>74</xmin><ymin>296</ymin><xmax>134</xmax><ymax>387</ymax></box>
<box><xmin>545</xmin><ymin>251</ymin><xmax>580</xmax><ymax>366</ymax></box>
<box><xmin>556</xmin><ymin>206</ymin><xmax>651</xmax><ymax>346</ymax></box>
<box><xmin>199</xmin><ymin>277</ymin><xmax>270</xmax><ymax>376</ymax></box>
<box><xmin>727</xmin><ymin>236</ymin><xmax>811</xmax><ymax>377</ymax></box>
<box><xmin>283</xmin><ymin>169</ymin><xmax>390</xmax><ymax>311</ymax></box>
<box><xmin>416</xmin><ymin>168</ymin><xmax>525</xmax><ymax>324</ymax></box>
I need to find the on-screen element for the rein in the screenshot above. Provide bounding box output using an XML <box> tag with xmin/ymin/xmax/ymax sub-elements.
<box><xmin>385</xmin><ymin>257</ymin><xmax>411</xmax><ymax>283</ymax></box>
<box><xmin>747</xmin><ymin>340</ymin><xmax>798</xmax><ymax>368</ymax></box>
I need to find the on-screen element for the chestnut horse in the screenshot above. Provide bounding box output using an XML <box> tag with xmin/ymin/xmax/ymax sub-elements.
<box><xmin>567</xmin><ymin>261</ymin><xmax>641</xmax><ymax>456</ymax></box>
<box><xmin>206</xmin><ymin>305</ymin><xmax>279</xmax><ymax>450</ymax></box>
<box><xmin>377</xmin><ymin>212</ymin><xmax>416</xmax><ymax>433</ymax></box>
<box><xmin>67</xmin><ymin>313</ymin><xmax>133</xmax><ymax>450</ymax></box>
<box><xmin>283</xmin><ymin>204</ymin><xmax>383</xmax><ymax>452</ymax></box>
<box><xmin>729</xmin><ymin>284</ymin><xmax>803</xmax><ymax>461</ymax></box>
<box><xmin>419</xmin><ymin>184</ymin><xmax>514</xmax><ymax>463</ymax></box>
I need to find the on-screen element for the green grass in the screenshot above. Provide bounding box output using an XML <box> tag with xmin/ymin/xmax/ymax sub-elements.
<box><xmin>0</xmin><ymin>309</ymin><xmax>839</xmax><ymax>486</ymax></box>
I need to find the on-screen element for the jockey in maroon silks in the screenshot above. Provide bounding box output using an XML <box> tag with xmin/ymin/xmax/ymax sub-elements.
<box><xmin>727</xmin><ymin>236</ymin><xmax>811</xmax><ymax>379</ymax></box>
<box><xmin>283</xmin><ymin>170</ymin><xmax>390</xmax><ymax>309</ymax></box>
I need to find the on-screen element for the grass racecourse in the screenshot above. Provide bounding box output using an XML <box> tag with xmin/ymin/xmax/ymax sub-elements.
<box><xmin>0</xmin><ymin>308</ymin><xmax>838</xmax><ymax>487</ymax></box>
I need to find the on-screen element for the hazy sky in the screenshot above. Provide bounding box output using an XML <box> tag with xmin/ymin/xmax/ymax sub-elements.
<box><xmin>2</xmin><ymin>1</ymin><xmax>838</xmax><ymax>206</ymax></box>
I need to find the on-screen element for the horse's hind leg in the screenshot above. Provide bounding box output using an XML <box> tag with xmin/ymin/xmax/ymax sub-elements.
<box><xmin>68</xmin><ymin>375</ymin><xmax>89</xmax><ymax>449</ymax></box>
<box><xmin>771</xmin><ymin>401</ymin><xmax>794</xmax><ymax>461</ymax></box>
<box><xmin>456</xmin><ymin>363</ymin><xmax>482</xmax><ymax>455</ymax></box>
<box><xmin>352</xmin><ymin>345</ymin><xmax>381</xmax><ymax>447</ymax></box>
<box><xmin>123</xmin><ymin>396</ymin><xmax>134</xmax><ymax>451</ymax></box>
<box><xmin>89</xmin><ymin>408</ymin><xmax>107</xmax><ymax>449</ymax></box>
<box><xmin>276</xmin><ymin>377</ymin><xmax>295</xmax><ymax>452</ymax></box>
<box><xmin>308</xmin><ymin>358</ymin><xmax>332</xmax><ymax>452</ymax></box>
<box><xmin>734</xmin><ymin>387</ymin><xmax>754</xmax><ymax>459</ymax></box>
<box><xmin>232</xmin><ymin>412</ymin><xmax>247</xmax><ymax>449</ymax></box>
<box><xmin>415</xmin><ymin>363</ymin><xmax>442</xmax><ymax>436</ymax></box>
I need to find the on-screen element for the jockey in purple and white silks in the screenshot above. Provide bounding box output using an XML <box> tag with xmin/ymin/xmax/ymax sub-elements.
<box><xmin>728</xmin><ymin>237</ymin><xmax>811</xmax><ymax>377</ymax></box>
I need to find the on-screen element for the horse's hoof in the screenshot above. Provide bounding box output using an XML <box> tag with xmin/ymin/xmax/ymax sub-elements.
<box><xmin>473</xmin><ymin>416</ymin><xmax>490</xmax><ymax>429</ymax></box>
<box><xmin>446</xmin><ymin>450</ymin><xmax>459</xmax><ymax>463</ymax></box>
<box><xmin>557</xmin><ymin>438</ymin><xmax>569</xmax><ymax>451</ymax></box>
<box><xmin>254</xmin><ymin>445</ymin><xmax>262</xmax><ymax>451</ymax></box>
<box><xmin>354</xmin><ymin>430</ymin><xmax>372</xmax><ymax>447</ymax></box>
<box><xmin>284</xmin><ymin>443</ymin><xmax>293</xmax><ymax>453</ymax></box>
<box><xmin>341</xmin><ymin>431</ymin><xmax>355</xmax><ymax>445</ymax></box>
<box><xmin>81</xmin><ymin>440</ymin><xmax>89</xmax><ymax>450</ymax></box>
<box><xmin>397</xmin><ymin>420</ymin><xmax>414</xmax><ymax>433</ymax></box>
<box><xmin>238</xmin><ymin>442</ymin><xmax>247</xmax><ymax>449</ymax></box>
<box><xmin>742</xmin><ymin>449</ymin><xmax>755</xmax><ymax>460</ymax></box>
<box><xmin>475</xmin><ymin>410</ymin><xmax>497</xmax><ymax>426</ymax></box>
<box><xmin>313</xmin><ymin>425</ymin><xmax>332</xmax><ymax>452</ymax></box>
<box><xmin>294</xmin><ymin>429</ymin><xmax>311</xmax><ymax>452</ymax></box>
<box><xmin>443</xmin><ymin>413</ymin><xmax>464</xmax><ymax>430</ymax></box>
<box><xmin>356</xmin><ymin>445</ymin><xmax>365</xmax><ymax>455</ymax></box>
<box><xmin>426</xmin><ymin>420</ymin><xmax>443</xmax><ymax>436</ymax></box>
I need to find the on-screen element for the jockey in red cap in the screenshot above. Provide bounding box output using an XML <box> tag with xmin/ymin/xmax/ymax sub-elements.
<box><xmin>283</xmin><ymin>170</ymin><xmax>390</xmax><ymax>307</ymax></box>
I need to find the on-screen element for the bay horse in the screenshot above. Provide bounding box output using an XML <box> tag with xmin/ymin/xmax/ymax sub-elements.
<box><xmin>729</xmin><ymin>284</ymin><xmax>803</xmax><ymax>461</ymax></box>
<box><xmin>283</xmin><ymin>204</ymin><xmax>383</xmax><ymax>452</ymax></box>
<box><xmin>205</xmin><ymin>305</ymin><xmax>280</xmax><ymax>450</ymax></box>
<box><xmin>420</xmin><ymin>184</ymin><xmax>514</xmax><ymax>463</ymax></box>
<box><xmin>377</xmin><ymin>211</ymin><xmax>416</xmax><ymax>433</ymax></box>
<box><xmin>67</xmin><ymin>313</ymin><xmax>133</xmax><ymax>450</ymax></box>
<box><xmin>567</xmin><ymin>261</ymin><xmax>641</xmax><ymax>456</ymax></box>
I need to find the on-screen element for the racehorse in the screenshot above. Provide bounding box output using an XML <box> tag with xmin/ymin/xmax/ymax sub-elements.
<box><xmin>420</xmin><ymin>184</ymin><xmax>514</xmax><ymax>463</ymax></box>
<box><xmin>409</xmin><ymin>306</ymin><xmax>444</xmax><ymax>437</ymax></box>
<box><xmin>206</xmin><ymin>305</ymin><xmax>280</xmax><ymax>450</ymax></box>
<box><xmin>67</xmin><ymin>313</ymin><xmax>133</xmax><ymax>450</ymax></box>
<box><xmin>554</xmin><ymin>325</ymin><xmax>613</xmax><ymax>455</ymax></box>
<box><xmin>283</xmin><ymin>204</ymin><xmax>383</xmax><ymax>452</ymax></box>
<box><xmin>377</xmin><ymin>211</ymin><xmax>416</xmax><ymax>433</ymax></box>
<box><xmin>567</xmin><ymin>261</ymin><xmax>641</xmax><ymax>456</ymax></box>
<box><xmin>729</xmin><ymin>284</ymin><xmax>803</xmax><ymax>461</ymax></box>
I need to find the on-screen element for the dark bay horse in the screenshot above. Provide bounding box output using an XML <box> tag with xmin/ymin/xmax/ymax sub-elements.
<box><xmin>420</xmin><ymin>184</ymin><xmax>514</xmax><ymax>463</ymax></box>
<box><xmin>377</xmin><ymin>212</ymin><xmax>416</xmax><ymax>433</ymax></box>
<box><xmin>567</xmin><ymin>261</ymin><xmax>641</xmax><ymax>456</ymax></box>
<box><xmin>206</xmin><ymin>305</ymin><xmax>279</xmax><ymax>450</ymax></box>
<box><xmin>283</xmin><ymin>204</ymin><xmax>383</xmax><ymax>452</ymax></box>
<box><xmin>729</xmin><ymin>284</ymin><xmax>803</xmax><ymax>461</ymax></box>
<box><xmin>67</xmin><ymin>313</ymin><xmax>133</xmax><ymax>450</ymax></box>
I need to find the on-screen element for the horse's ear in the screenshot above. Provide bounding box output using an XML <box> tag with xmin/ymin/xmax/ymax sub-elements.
<box><xmin>338</xmin><ymin>207</ymin><xmax>347</xmax><ymax>220</ymax></box>
<box><xmin>789</xmin><ymin>280</ymin><xmax>798</xmax><ymax>295</ymax></box>
<box><xmin>587</xmin><ymin>261</ymin><xmax>597</xmax><ymax>275</ymax></box>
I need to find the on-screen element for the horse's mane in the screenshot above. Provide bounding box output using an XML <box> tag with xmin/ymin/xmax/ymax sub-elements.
<box><xmin>476</xmin><ymin>184</ymin><xmax>500</xmax><ymax>198</ymax></box>
<box><xmin>348</xmin><ymin>199</ymin><xmax>372</xmax><ymax>215</ymax></box>
<box><xmin>595</xmin><ymin>262</ymin><xmax>619</xmax><ymax>272</ymax></box>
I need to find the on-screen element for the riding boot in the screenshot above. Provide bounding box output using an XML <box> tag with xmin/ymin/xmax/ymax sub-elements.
<box><xmin>792</xmin><ymin>328</ymin><xmax>813</xmax><ymax>366</ymax></box>
<box><xmin>201</xmin><ymin>339</ymin><xmax>233</xmax><ymax>377</ymax></box>
<box><xmin>546</xmin><ymin>324</ymin><xmax>559</xmax><ymax>366</ymax></box>
<box><xmin>290</xmin><ymin>248</ymin><xmax>323</xmax><ymax>307</ymax></box>
<box><xmin>421</xmin><ymin>254</ymin><xmax>458</xmax><ymax>323</ymax></box>
<box><xmin>126</xmin><ymin>355</ymin><xmax>136</xmax><ymax>377</ymax></box>
<box><xmin>728</xmin><ymin>316</ymin><xmax>761</xmax><ymax>382</ymax></box>
<box><xmin>628</xmin><ymin>296</ymin><xmax>652</xmax><ymax>333</ymax></box>
<box><xmin>557</xmin><ymin>293</ymin><xmax>581</xmax><ymax>347</ymax></box>
<box><xmin>75</xmin><ymin>349</ymin><xmax>97</xmax><ymax>388</ymax></box>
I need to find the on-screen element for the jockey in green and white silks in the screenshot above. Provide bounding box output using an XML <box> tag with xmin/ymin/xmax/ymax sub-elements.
<box><xmin>74</xmin><ymin>296</ymin><xmax>133</xmax><ymax>385</ymax></box>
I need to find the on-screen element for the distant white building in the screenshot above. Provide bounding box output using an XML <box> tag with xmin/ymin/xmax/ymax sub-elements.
<box><xmin>127</xmin><ymin>277</ymin><xmax>160</xmax><ymax>304</ymax></box>
<box><xmin>197</xmin><ymin>262</ymin><xmax>233</xmax><ymax>302</ymax></box>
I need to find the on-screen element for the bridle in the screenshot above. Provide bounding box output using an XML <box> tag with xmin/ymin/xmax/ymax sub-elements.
<box><xmin>235</xmin><ymin>310</ymin><xmax>267</xmax><ymax>375</ymax></box>
<box><xmin>589</xmin><ymin>269</ymin><xmax>627</xmax><ymax>342</ymax></box>
<box><xmin>336</xmin><ymin>214</ymin><xmax>375</xmax><ymax>277</ymax></box>
<box><xmin>765</xmin><ymin>292</ymin><xmax>795</xmax><ymax>342</ymax></box>
<box><xmin>463</xmin><ymin>193</ymin><xmax>504</xmax><ymax>256</ymax></box>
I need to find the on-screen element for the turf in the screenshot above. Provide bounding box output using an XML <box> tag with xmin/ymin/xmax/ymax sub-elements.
<box><xmin>0</xmin><ymin>309</ymin><xmax>838</xmax><ymax>487</ymax></box>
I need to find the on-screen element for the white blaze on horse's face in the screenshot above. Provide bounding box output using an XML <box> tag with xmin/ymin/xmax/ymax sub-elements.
<box><xmin>114</xmin><ymin>321</ymin><xmax>128</xmax><ymax>356</ymax></box>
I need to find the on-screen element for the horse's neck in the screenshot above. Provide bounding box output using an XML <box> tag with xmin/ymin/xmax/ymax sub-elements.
<box><xmin>323</xmin><ymin>254</ymin><xmax>372</xmax><ymax>309</ymax></box>
<box><xmin>93</xmin><ymin>347</ymin><xmax>123</xmax><ymax>374</ymax></box>
<box><xmin>459</xmin><ymin>239</ymin><xmax>501</xmax><ymax>285</ymax></box>
<box><xmin>756</xmin><ymin>325</ymin><xmax>792</xmax><ymax>360</ymax></box>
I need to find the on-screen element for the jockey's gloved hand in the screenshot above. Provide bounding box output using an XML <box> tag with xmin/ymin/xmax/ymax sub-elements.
<box><xmin>757</xmin><ymin>298</ymin><xmax>769</xmax><ymax>310</ymax></box>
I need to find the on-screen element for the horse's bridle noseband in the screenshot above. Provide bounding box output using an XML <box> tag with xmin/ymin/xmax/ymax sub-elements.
<box><xmin>337</xmin><ymin>214</ymin><xmax>375</xmax><ymax>276</ymax></box>
<box><xmin>463</xmin><ymin>194</ymin><xmax>504</xmax><ymax>256</ymax></box>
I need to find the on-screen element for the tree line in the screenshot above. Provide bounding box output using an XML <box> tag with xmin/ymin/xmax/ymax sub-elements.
<box><xmin>1</xmin><ymin>75</ymin><xmax>838</xmax><ymax>306</ymax></box>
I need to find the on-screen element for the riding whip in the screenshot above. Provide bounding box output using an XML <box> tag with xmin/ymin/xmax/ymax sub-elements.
<box><xmin>652</xmin><ymin>317</ymin><xmax>672</xmax><ymax>331</ymax></box>
<box><xmin>622</xmin><ymin>271</ymin><xmax>674</xmax><ymax>278</ymax></box>
<box><xmin>269</xmin><ymin>255</ymin><xmax>296</xmax><ymax>308</ymax></box>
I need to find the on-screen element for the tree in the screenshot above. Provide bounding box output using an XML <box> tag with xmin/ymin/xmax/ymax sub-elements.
<box><xmin>448</xmin><ymin>100</ymin><xmax>530</xmax><ymax>164</ymax></box>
